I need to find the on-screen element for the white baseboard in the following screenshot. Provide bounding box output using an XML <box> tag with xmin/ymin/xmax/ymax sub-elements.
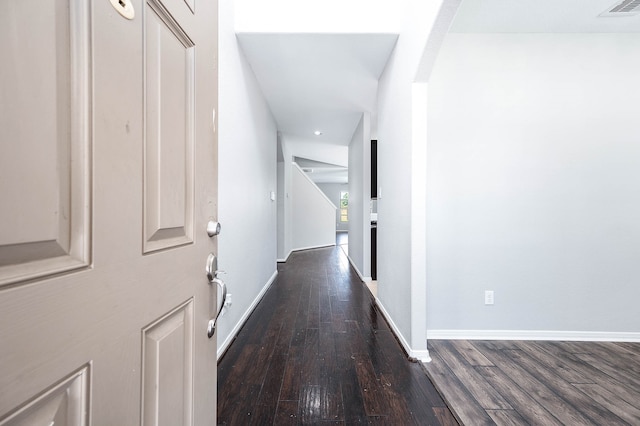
<box><xmin>277</xmin><ymin>250</ymin><xmax>292</xmax><ymax>263</ymax></box>
<box><xmin>278</xmin><ymin>244</ymin><xmax>336</xmax><ymax>263</ymax></box>
<box><xmin>346</xmin><ymin>254</ymin><xmax>372</xmax><ymax>283</ymax></box>
<box><xmin>426</xmin><ymin>329</ymin><xmax>640</xmax><ymax>342</ymax></box>
<box><xmin>376</xmin><ymin>299</ymin><xmax>431</xmax><ymax>362</ymax></box>
<box><xmin>293</xmin><ymin>243</ymin><xmax>335</xmax><ymax>252</ymax></box>
<box><xmin>410</xmin><ymin>349</ymin><xmax>432</xmax><ymax>363</ymax></box>
<box><xmin>217</xmin><ymin>270</ymin><xmax>278</xmax><ymax>360</ymax></box>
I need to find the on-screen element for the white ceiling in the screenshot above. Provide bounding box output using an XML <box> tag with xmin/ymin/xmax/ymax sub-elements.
<box><xmin>237</xmin><ymin>0</ymin><xmax>639</xmax><ymax>185</ymax></box>
<box><xmin>450</xmin><ymin>0</ymin><xmax>640</xmax><ymax>33</ymax></box>
<box><xmin>237</xmin><ymin>33</ymin><xmax>398</xmax><ymax>147</ymax></box>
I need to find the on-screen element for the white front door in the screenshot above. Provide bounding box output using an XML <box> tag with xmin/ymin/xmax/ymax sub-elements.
<box><xmin>0</xmin><ymin>0</ymin><xmax>219</xmax><ymax>423</ymax></box>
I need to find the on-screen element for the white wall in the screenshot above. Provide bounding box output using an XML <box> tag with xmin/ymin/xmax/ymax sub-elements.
<box><xmin>217</xmin><ymin>0</ymin><xmax>278</xmax><ymax>357</ymax></box>
<box><xmin>317</xmin><ymin>183</ymin><xmax>350</xmax><ymax>232</ymax></box>
<box><xmin>277</xmin><ymin>161</ymin><xmax>286</xmax><ymax>259</ymax></box>
<box><xmin>277</xmin><ymin>138</ymin><xmax>294</xmax><ymax>261</ymax></box>
<box><xmin>347</xmin><ymin>114</ymin><xmax>371</xmax><ymax>280</ymax></box>
<box><xmin>427</xmin><ymin>33</ymin><xmax>640</xmax><ymax>338</ymax></box>
<box><xmin>375</xmin><ymin>0</ymin><xmax>443</xmax><ymax>358</ymax></box>
<box><xmin>281</xmin><ymin>136</ymin><xmax>348</xmax><ymax>168</ymax></box>
<box><xmin>291</xmin><ymin>163</ymin><xmax>337</xmax><ymax>250</ymax></box>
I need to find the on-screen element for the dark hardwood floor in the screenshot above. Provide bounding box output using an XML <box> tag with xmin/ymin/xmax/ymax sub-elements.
<box><xmin>425</xmin><ymin>339</ymin><xmax>640</xmax><ymax>425</ymax></box>
<box><xmin>217</xmin><ymin>244</ymin><xmax>457</xmax><ymax>425</ymax></box>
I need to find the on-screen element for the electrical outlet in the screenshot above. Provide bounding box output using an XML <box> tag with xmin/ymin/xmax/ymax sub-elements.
<box><xmin>220</xmin><ymin>293</ymin><xmax>232</xmax><ymax>317</ymax></box>
<box><xmin>225</xmin><ymin>293</ymin><xmax>232</xmax><ymax>308</ymax></box>
<box><xmin>485</xmin><ymin>290</ymin><xmax>494</xmax><ymax>305</ymax></box>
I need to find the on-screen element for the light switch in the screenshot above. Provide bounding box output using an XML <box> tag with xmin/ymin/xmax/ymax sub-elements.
<box><xmin>270</xmin><ymin>191</ymin><xmax>276</xmax><ymax>201</ymax></box>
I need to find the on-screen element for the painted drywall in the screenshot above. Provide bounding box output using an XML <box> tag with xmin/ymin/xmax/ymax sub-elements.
<box><xmin>281</xmin><ymin>137</ymin><xmax>348</xmax><ymax>168</ymax></box>
<box><xmin>277</xmin><ymin>161</ymin><xmax>286</xmax><ymax>259</ymax></box>
<box><xmin>278</xmin><ymin>137</ymin><xmax>294</xmax><ymax>261</ymax></box>
<box><xmin>347</xmin><ymin>114</ymin><xmax>371</xmax><ymax>280</ymax></box>
<box><xmin>216</xmin><ymin>0</ymin><xmax>278</xmax><ymax>356</ymax></box>
<box><xmin>426</xmin><ymin>33</ymin><xmax>640</xmax><ymax>336</ymax></box>
<box><xmin>375</xmin><ymin>0</ymin><xmax>444</xmax><ymax>354</ymax></box>
<box><xmin>291</xmin><ymin>163</ymin><xmax>337</xmax><ymax>250</ymax></box>
<box><xmin>317</xmin><ymin>183</ymin><xmax>350</xmax><ymax>232</ymax></box>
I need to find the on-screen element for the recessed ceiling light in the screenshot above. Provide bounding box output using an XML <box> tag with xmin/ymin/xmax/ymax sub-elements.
<box><xmin>314</xmin><ymin>130</ymin><xmax>322</xmax><ymax>136</ymax></box>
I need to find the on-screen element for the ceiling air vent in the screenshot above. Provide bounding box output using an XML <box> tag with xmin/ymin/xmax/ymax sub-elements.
<box><xmin>600</xmin><ymin>0</ymin><xmax>640</xmax><ymax>16</ymax></box>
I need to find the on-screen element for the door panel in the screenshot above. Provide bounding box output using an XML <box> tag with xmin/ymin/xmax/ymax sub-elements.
<box><xmin>0</xmin><ymin>0</ymin><xmax>218</xmax><ymax>423</ymax></box>
<box><xmin>144</xmin><ymin>0</ymin><xmax>195</xmax><ymax>253</ymax></box>
<box><xmin>0</xmin><ymin>0</ymin><xmax>91</xmax><ymax>286</ymax></box>
<box><xmin>0</xmin><ymin>366</ymin><xmax>89</xmax><ymax>426</ymax></box>
<box><xmin>142</xmin><ymin>300</ymin><xmax>194</xmax><ymax>426</ymax></box>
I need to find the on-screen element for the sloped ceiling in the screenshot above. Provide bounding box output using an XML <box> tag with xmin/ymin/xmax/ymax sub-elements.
<box><xmin>237</xmin><ymin>33</ymin><xmax>398</xmax><ymax>147</ymax></box>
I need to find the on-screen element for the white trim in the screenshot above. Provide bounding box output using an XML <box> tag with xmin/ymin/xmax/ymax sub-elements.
<box><xmin>346</xmin><ymin>254</ymin><xmax>372</xmax><ymax>282</ymax></box>
<box><xmin>376</xmin><ymin>299</ymin><xmax>431</xmax><ymax>362</ymax></box>
<box><xmin>410</xmin><ymin>82</ymin><xmax>429</xmax><ymax>355</ymax></box>
<box><xmin>277</xmin><ymin>250</ymin><xmax>293</xmax><ymax>263</ymax></box>
<box><xmin>278</xmin><ymin>243</ymin><xmax>339</xmax><ymax>263</ymax></box>
<box><xmin>217</xmin><ymin>270</ymin><xmax>278</xmax><ymax>360</ymax></box>
<box><xmin>426</xmin><ymin>329</ymin><xmax>640</xmax><ymax>342</ymax></box>
<box><xmin>411</xmin><ymin>349</ymin><xmax>432</xmax><ymax>362</ymax></box>
<box><xmin>293</xmin><ymin>243</ymin><xmax>335</xmax><ymax>252</ymax></box>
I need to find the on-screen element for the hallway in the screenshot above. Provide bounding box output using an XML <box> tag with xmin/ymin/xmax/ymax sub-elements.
<box><xmin>217</xmin><ymin>244</ymin><xmax>457</xmax><ymax>425</ymax></box>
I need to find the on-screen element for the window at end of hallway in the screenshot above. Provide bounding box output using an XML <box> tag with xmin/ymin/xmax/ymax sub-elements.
<box><xmin>340</xmin><ymin>191</ymin><xmax>348</xmax><ymax>222</ymax></box>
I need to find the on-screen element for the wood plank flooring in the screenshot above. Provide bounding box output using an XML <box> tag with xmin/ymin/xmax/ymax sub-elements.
<box><xmin>217</xmin><ymin>245</ymin><xmax>457</xmax><ymax>425</ymax></box>
<box><xmin>425</xmin><ymin>339</ymin><xmax>640</xmax><ymax>425</ymax></box>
